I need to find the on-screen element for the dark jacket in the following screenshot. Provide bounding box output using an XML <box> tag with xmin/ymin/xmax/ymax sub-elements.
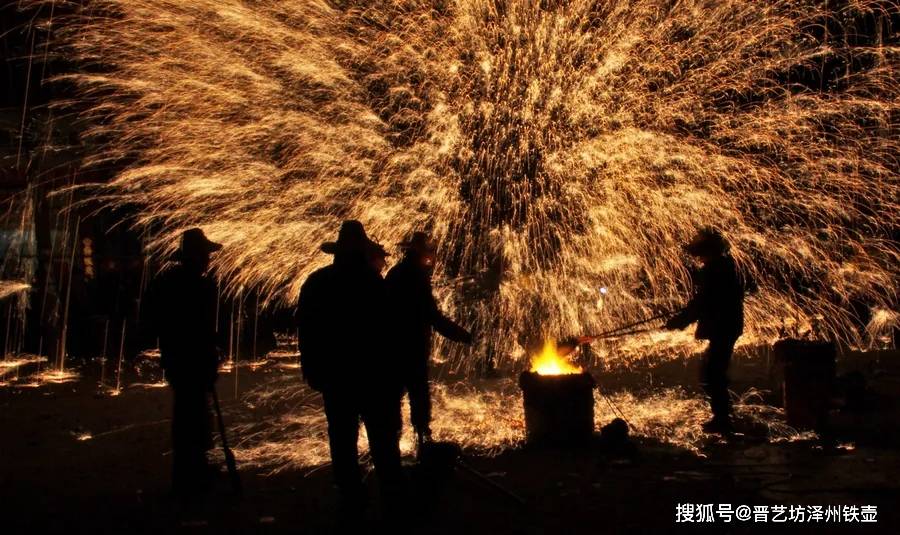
<box><xmin>669</xmin><ymin>254</ymin><xmax>746</xmax><ymax>341</ymax></box>
<box><xmin>385</xmin><ymin>256</ymin><xmax>469</xmax><ymax>369</ymax></box>
<box><xmin>145</xmin><ymin>265</ymin><xmax>219</xmax><ymax>388</ymax></box>
<box><xmin>297</xmin><ymin>253</ymin><xmax>396</xmax><ymax>393</ymax></box>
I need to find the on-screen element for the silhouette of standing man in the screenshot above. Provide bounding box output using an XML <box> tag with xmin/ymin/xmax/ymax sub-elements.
<box><xmin>146</xmin><ymin>228</ymin><xmax>222</xmax><ymax>495</ymax></box>
<box><xmin>666</xmin><ymin>228</ymin><xmax>747</xmax><ymax>434</ymax></box>
<box><xmin>296</xmin><ymin>221</ymin><xmax>403</xmax><ymax>518</ymax></box>
<box><xmin>386</xmin><ymin>232</ymin><xmax>472</xmax><ymax>449</ymax></box>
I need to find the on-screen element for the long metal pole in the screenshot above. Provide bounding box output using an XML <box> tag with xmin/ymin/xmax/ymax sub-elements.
<box><xmin>583</xmin><ymin>309</ymin><xmax>681</xmax><ymax>340</ymax></box>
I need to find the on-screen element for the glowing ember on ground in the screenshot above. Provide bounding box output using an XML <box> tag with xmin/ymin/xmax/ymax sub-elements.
<box><xmin>0</xmin><ymin>356</ymin><xmax>47</xmax><ymax>369</ymax></box>
<box><xmin>0</xmin><ymin>356</ymin><xmax>50</xmax><ymax>383</ymax></box>
<box><xmin>530</xmin><ymin>340</ymin><xmax>583</xmax><ymax>376</ymax></box>
<box><xmin>130</xmin><ymin>381</ymin><xmax>168</xmax><ymax>389</ymax></box>
<box><xmin>32</xmin><ymin>369</ymin><xmax>79</xmax><ymax>385</ymax></box>
<box><xmin>137</xmin><ymin>349</ymin><xmax>161</xmax><ymax>360</ymax></box>
<box><xmin>266</xmin><ymin>350</ymin><xmax>300</xmax><ymax>360</ymax></box>
<box><xmin>231</xmin><ymin>375</ymin><xmax>809</xmax><ymax>472</ymax></box>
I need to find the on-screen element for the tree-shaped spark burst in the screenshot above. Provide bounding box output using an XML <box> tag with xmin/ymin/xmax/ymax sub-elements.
<box><xmin>51</xmin><ymin>0</ymin><xmax>899</xmax><ymax>369</ymax></box>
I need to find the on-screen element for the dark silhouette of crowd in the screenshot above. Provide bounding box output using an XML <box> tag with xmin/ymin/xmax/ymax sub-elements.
<box><xmin>145</xmin><ymin>222</ymin><xmax>752</xmax><ymax>526</ymax></box>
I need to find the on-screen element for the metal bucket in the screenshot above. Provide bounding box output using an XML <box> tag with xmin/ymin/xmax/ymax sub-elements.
<box><xmin>774</xmin><ymin>339</ymin><xmax>835</xmax><ymax>430</ymax></box>
<box><xmin>519</xmin><ymin>371</ymin><xmax>595</xmax><ymax>446</ymax></box>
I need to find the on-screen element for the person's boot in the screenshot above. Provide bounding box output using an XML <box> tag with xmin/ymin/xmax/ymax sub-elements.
<box><xmin>335</xmin><ymin>488</ymin><xmax>367</xmax><ymax>531</ymax></box>
<box><xmin>702</xmin><ymin>417</ymin><xmax>733</xmax><ymax>434</ymax></box>
<box><xmin>415</xmin><ymin>428</ymin><xmax>432</xmax><ymax>460</ymax></box>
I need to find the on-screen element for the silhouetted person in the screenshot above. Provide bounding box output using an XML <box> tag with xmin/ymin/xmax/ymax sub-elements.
<box><xmin>145</xmin><ymin>228</ymin><xmax>222</xmax><ymax>495</ymax></box>
<box><xmin>386</xmin><ymin>232</ymin><xmax>472</xmax><ymax>448</ymax></box>
<box><xmin>296</xmin><ymin>221</ymin><xmax>403</xmax><ymax>519</ymax></box>
<box><xmin>666</xmin><ymin>228</ymin><xmax>747</xmax><ymax>434</ymax></box>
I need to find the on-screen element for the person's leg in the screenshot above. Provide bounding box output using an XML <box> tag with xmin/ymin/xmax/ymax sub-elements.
<box><xmin>362</xmin><ymin>391</ymin><xmax>405</xmax><ymax>523</ymax></box>
<box><xmin>201</xmin><ymin>390</ymin><xmax>213</xmax><ymax>453</ymax></box>
<box><xmin>702</xmin><ymin>338</ymin><xmax>735</xmax><ymax>426</ymax></box>
<box><xmin>322</xmin><ymin>391</ymin><xmax>364</xmax><ymax>511</ymax></box>
<box><xmin>171</xmin><ymin>386</ymin><xmax>186</xmax><ymax>492</ymax></box>
<box><xmin>363</xmin><ymin>392</ymin><xmax>404</xmax><ymax>488</ymax></box>
<box><xmin>172</xmin><ymin>386</ymin><xmax>211</xmax><ymax>494</ymax></box>
<box><xmin>406</xmin><ymin>362</ymin><xmax>432</xmax><ymax>439</ymax></box>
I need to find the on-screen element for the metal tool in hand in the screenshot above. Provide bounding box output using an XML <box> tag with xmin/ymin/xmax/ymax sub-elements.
<box><xmin>556</xmin><ymin>309</ymin><xmax>682</xmax><ymax>357</ymax></box>
<box><xmin>577</xmin><ymin>309</ymin><xmax>682</xmax><ymax>343</ymax></box>
<box><xmin>211</xmin><ymin>388</ymin><xmax>243</xmax><ymax>496</ymax></box>
<box><xmin>557</xmin><ymin>309</ymin><xmax>683</xmax><ymax>426</ymax></box>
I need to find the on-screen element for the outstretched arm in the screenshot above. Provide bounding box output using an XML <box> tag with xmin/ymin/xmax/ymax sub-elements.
<box><xmin>665</xmin><ymin>296</ymin><xmax>699</xmax><ymax>330</ymax></box>
<box><xmin>428</xmin><ymin>292</ymin><xmax>472</xmax><ymax>344</ymax></box>
<box><xmin>433</xmin><ymin>312</ymin><xmax>472</xmax><ymax>344</ymax></box>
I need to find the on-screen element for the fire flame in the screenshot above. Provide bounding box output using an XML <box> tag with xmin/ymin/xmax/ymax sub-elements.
<box><xmin>530</xmin><ymin>340</ymin><xmax>582</xmax><ymax>376</ymax></box>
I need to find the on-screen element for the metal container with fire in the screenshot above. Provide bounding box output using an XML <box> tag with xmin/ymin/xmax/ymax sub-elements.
<box><xmin>519</xmin><ymin>340</ymin><xmax>596</xmax><ymax>446</ymax></box>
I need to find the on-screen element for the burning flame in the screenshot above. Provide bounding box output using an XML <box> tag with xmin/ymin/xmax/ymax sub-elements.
<box><xmin>530</xmin><ymin>340</ymin><xmax>582</xmax><ymax>376</ymax></box>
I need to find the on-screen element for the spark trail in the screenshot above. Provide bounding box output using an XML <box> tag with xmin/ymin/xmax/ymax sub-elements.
<box><xmin>47</xmin><ymin>0</ymin><xmax>899</xmax><ymax>367</ymax></box>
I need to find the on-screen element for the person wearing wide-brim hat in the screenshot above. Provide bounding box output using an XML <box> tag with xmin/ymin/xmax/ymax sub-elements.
<box><xmin>666</xmin><ymin>227</ymin><xmax>751</xmax><ymax>434</ymax></box>
<box><xmin>145</xmin><ymin>228</ymin><xmax>223</xmax><ymax>497</ymax></box>
<box><xmin>320</xmin><ymin>220</ymin><xmax>381</xmax><ymax>255</ymax></box>
<box><xmin>296</xmin><ymin>220</ymin><xmax>403</xmax><ymax>518</ymax></box>
<box><xmin>319</xmin><ymin>220</ymin><xmax>391</xmax><ymax>274</ymax></box>
<box><xmin>386</xmin><ymin>230</ymin><xmax>472</xmax><ymax>452</ymax></box>
<box><xmin>176</xmin><ymin>227</ymin><xmax>223</xmax><ymax>262</ymax></box>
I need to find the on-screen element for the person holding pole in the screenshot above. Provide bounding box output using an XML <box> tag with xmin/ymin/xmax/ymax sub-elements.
<box><xmin>665</xmin><ymin>228</ymin><xmax>749</xmax><ymax>434</ymax></box>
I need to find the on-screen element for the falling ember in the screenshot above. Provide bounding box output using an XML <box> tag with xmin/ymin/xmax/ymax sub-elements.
<box><xmin>530</xmin><ymin>340</ymin><xmax>582</xmax><ymax>376</ymax></box>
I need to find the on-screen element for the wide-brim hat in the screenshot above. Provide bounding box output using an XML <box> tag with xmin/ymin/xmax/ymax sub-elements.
<box><xmin>685</xmin><ymin>227</ymin><xmax>729</xmax><ymax>257</ymax></box>
<box><xmin>399</xmin><ymin>231</ymin><xmax>437</xmax><ymax>256</ymax></box>
<box><xmin>321</xmin><ymin>220</ymin><xmax>388</xmax><ymax>257</ymax></box>
<box><xmin>178</xmin><ymin>228</ymin><xmax>222</xmax><ymax>258</ymax></box>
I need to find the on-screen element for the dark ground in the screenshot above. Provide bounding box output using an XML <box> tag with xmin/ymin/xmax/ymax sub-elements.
<box><xmin>2</xmin><ymin>348</ymin><xmax>900</xmax><ymax>534</ymax></box>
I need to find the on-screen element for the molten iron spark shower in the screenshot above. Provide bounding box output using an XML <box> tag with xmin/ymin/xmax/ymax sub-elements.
<box><xmin>42</xmin><ymin>0</ymin><xmax>899</xmax><ymax>370</ymax></box>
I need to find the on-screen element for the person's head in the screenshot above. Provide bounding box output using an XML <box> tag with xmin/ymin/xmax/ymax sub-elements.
<box><xmin>177</xmin><ymin>228</ymin><xmax>221</xmax><ymax>273</ymax></box>
<box><xmin>684</xmin><ymin>227</ymin><xmax>729</xmax><ymax>264</ymax></box>
<box><xmin>321</xmin><ymin>220</ymin><xmax>387</xmax><ymax>271</ymax></box>
<box><xmin>367</xmin><ymin>242</ymin><xmax>389</xmax><ymax>274</ymax></box>
<box><xmin>399</xmin><ymin>231</ymin><xmax>437</xmax><ymax>273</ymax></box>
